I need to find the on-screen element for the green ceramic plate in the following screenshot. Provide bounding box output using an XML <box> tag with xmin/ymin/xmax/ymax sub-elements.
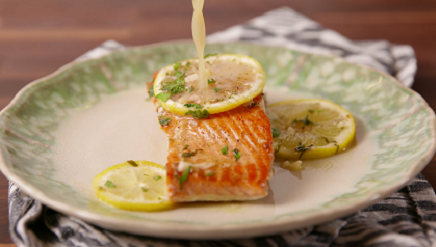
<box><xmin>0</xmin><ymin>41</ymin><xmax>435</xmax><ymax>239</ymax></box>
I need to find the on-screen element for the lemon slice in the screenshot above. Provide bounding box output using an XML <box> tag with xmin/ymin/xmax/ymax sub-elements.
<box><xmin>93</xmin><ymin>160</ymin><xmax>173</xmax><ymax>211</ymax></box>
<box><xmin>153</xmin><ymin>54</ymin><xmax>265</xmax><ymax>115</ymax></box>
<box><xmin>266</xmin><ymin>99</ymin><xmax>356</xmax><ymax>160</ymax></box>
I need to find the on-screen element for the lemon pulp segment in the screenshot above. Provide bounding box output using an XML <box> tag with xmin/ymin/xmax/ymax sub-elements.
<box><xmin>93</xmin><ymin>160</ymin><xmax>173</xmax><ymax>211</ymax></box>
<box><xmin>153</xmin><ymin>54</ymin><xmax>265</xmax><ymax>115</ymax></box>
<box><xmin>266</xmin><ymin>99</ymin><xmax>356</xmax><ymax>160</ymax></box>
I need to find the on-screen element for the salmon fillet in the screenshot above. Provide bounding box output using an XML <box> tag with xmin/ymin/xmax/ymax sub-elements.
<box><xmin>148</xmin><ymin>83</ymin><xmax>274</xmax><ymax>202</ymax></box>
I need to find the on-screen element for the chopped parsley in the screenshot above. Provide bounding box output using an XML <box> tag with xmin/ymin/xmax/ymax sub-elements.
<box><xmin>295</xmin><ymin>143</ymin><xmax>314</xmax><ymax>159</ymax></box>
<box><xmin>185</xmin><ymin>110</ymin><xmax>210</xmax><ymax>119</ymax></box>
<box><xmin>186</xmin><ymin>62</ymin><xmax>191</xmax><ymax>67</ymax></box>
<box><xmin>159</xmin><ymin>117</ymin><xmax>171</xmax><ymax>126</ymax></box>
<box><xmin>142</xmin><ymin>188</ymin><xmax>149</xmax><ymax>192</ymax></box>
<box><xmin>205</xmin><ymin>172</ymin><xmax>214</xmax><ymax>177</ymax></box>
<box><xmin>179</xmin><ymin>166</ymin><xmax>191</xmax><ymax>189</ymax></box>
<box><xmin>214</xmin><ymin>87</ymin><xmax>220</xmax><ymax>92</ymax></box>
<box><xmin>208</xmin><ymin>79</ymin><xmax>216</xmax><ymax>84</ymax></box>
<box><xmin>148</xmin><ymin>84</ymin><xmax>154</xmax><ymax>98</ymax></box>
<box><xmin>271</xmin><ymin>128</ymin><xmax>280</xmax><ymax>138</ymax></box>
<box><xmin>182</xmin><ymin>150</ymin><xmax>197</xmax><ymax>158</ymax></box>
<box><xmin>155</xmin><ymin>92</ymin><xmax>171</xmax><ymax>102</ymax></box>
<box><xmin>154</xmin><ymin>175</ymin><xmax>162</xmax><ymax>181</ymax></box>
<box><xmin>105</xmin><ymin>180</ymin><xmax>116</xmax><ymax>188</ymax></box>
<box><xmin>293</xmin><ymin>115</ymin><xmax>315</xmax><ymax>126</ymax></box>
<box><xmin>189</xmin><ymin>86</ymin><xmax>195</xmax><ymax>92</ymax></box>
<box><xmin>183</xmin><ymin>144</ymin><xmax>188</xmax><ymax>149</ymax></box>
<box><xmin>162</xmin><ymin>78</ymin><xmax>186</xmax><ymax>94</ymax></box>
<box><xmin>295</xmin><ymin>144</ymin><xmax>312</xmax><ymax>152</ymax></box>
<box><xmin>174</xmin><ymin>62</ymin><xmax>182</xmax><ymax>71</ymax></box>
<box><xmin>127</xmin><ymin>160</ymin><xmax>138</xmax><ymax>167</ymax></box>
<box><xmin>175</xmin><ymin>71</ymin><xmax>184</xmax><ymax>77</ymax></box>
<box><xmin>222</xmin><ymin>145</ymin><xmax>228</xmax><ymax>155</ymax></box>
<box><xmin>233</xmin><ymin>148</ymin><xmax>242</xmax><ymax>161</ymax></box>
<box><xmin>184</xmin><ymin>103</ymin><xmax>204</xmax><ymax>109</ymax></box>
<box><xmin>204</xmin><ymin>53</ymin><xmax>218</xmax><ymax>58</ymax></box>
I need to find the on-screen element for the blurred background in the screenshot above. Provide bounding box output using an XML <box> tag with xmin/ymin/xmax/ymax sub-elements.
<box><xmin>0</xmin><ymin>0</ymin><xmax>435</xmax><ymax>245</ymax></box>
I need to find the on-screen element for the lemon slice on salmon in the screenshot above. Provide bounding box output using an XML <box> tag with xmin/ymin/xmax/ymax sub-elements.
<box><xmin>93</xmin><ymin>160</ymin><xmax>173</xmax><ymax>211</ymax></box>
<box><xmin>153</xmin><ymin>54</ymin><xmax>265</xmax><ymax>115</ymax></box>
<box><xmin>266</xmin><ymin>99</ymin><xmax>356</xmax><ymax>160</ymax></box>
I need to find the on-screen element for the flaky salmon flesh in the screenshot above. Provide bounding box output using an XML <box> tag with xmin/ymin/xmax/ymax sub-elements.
<box><xmin>148</xmin><ymin>84</ymin><xmax>275</xmax><ymax>202</ymax></box>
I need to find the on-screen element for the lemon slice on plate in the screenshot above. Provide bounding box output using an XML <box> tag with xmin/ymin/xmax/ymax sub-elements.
<box><xmin>153</xmin><ymin>54</ymin><xmax>265</xmax><ymax>115</ymax></box>
<box><xmin>93</xmin><ymin>160</ymin><xmax>173</xmax><ymax>211</ymax></box>
<box><xmin>267</xmin><ymin>99</ymin><xmax>356</xmax><ymax>160</ymax></box>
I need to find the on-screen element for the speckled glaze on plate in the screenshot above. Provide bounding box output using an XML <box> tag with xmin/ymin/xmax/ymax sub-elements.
<box><xmin>0</xmin><ymin>41</ymin><xmax>435</xmax><ymax>240</ymax></box>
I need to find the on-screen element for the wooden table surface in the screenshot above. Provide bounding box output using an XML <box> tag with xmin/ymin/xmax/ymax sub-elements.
<box><xmin>0</xmin><ymin>0</ymin><xmax>435</xmax><ymax>245</ymax></box>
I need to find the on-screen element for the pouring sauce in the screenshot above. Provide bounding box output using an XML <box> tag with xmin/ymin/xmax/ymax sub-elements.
<box><xmin>191</xmin><ymin>0</ymin><xmax>207</xmax><ymax>90</ymax></box>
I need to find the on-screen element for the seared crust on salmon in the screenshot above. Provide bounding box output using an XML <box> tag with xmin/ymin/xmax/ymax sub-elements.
<box><xmin>148</xmin><ymin>83</ymin><xmax>274</xmax><ymax>202</ymax></box>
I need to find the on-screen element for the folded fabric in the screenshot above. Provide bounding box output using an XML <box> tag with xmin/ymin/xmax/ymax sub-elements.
<box><xmin>10</xmin><ymin>7</ymin><xmax>435</xmax><ymax>247</ymax></box>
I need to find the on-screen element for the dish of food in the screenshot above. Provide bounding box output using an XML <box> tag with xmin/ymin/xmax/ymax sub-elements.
<box><xmin>0</xmin><ymin>41</ymin><xmax>435</xmax><ymax>239</ymax></box>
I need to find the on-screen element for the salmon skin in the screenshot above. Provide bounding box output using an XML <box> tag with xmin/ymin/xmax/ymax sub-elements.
<box><xmin>148</xmin><ymin>83</ymin><xmax>274</xmax><ymax>202</ymax></box>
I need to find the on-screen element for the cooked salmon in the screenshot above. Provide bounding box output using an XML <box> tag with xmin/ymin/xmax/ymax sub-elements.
<box><xmin>148</xmin><ymin>83</ymin><xmax>274</xmax><ymax>202</ymax></box>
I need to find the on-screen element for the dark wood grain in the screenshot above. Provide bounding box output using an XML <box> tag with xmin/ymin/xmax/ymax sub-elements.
<box><xmin>0</xmin><ymin>0</ymin><xmax>435</xmax><ymax>244</ymax></box>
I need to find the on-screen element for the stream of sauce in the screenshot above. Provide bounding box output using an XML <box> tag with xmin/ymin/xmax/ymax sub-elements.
<box><xmin>191</xmin><ymin>0</ymin><xmax>207</xmax><ymax>89</ymax></box>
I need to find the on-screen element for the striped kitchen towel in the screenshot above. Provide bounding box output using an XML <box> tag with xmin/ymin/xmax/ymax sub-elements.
<box><xmin>9</xmin><ymin>7</ymin><xmax>436</xmax><ymax>247</ymax></box>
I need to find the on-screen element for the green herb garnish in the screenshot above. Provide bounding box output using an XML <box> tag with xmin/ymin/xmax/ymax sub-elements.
<box><xmin>155</xmin><ymin>92</ymin><xmax>171</xmax><ymax>102</ymax></box>
<box><xmin>154</xmin><ymin>175</ymin><xmax>162</xmax><ymax>181</ymax></box>
<box><xmin>142</xmin><ymin>188</ymin><xmax>149</xmax><ymax>192</ymax></box>
<box><xmin>184</xmin><ymin>103</ymin><xmax>204</xmax><ymax>109</ymax></box>
<box><xmin>214</xmin><ymin>87</ymin><xmax>220</xmax><ymax>92</ymax></box>
<box><xmin>222</xmin><ymin>145</ymin><xmax>228</xmax><ymax>155</ymax></box>
<box><xmin>148</xmin><ymin>84</ymin><xmax>154</xmax><ymax>98</ymax></box>
<box><xmin>183</xmin><ymin>145</ymin><xmax>188</xmax><ymax>149</ymax></box>
<box><xmin>182</xmin><ymin>150</ymin><xmax>197</xmax><ymax>158</ymax></box>
<box><xmin>186</xmin><ymin>62</ymin><xmax>191</xmax><ymax>67</ymax></box>
<box><xmin>175</xmin><ymin>71</ymin><xmax>184</xmax><ymax>78</ymax></box>
<box><xmin>293</xmin><ymin>115</ymin><xmax>315</xmax><ymax>126</ymax></box>
<box><xmin>208</xmin><ymin>79</ymin><xmax>216</xmax><ymax>84</ymax></box>
<box><xmin>127</xmin><ymin>160</ymin><xmax>138</xmax><ymax>167</ymax></box>
<box><xmin>179</xmin><ymin>166</ymin><xmax>191</xmax><ymax>189</ymax></box>
<box><xmin>271</xmin><ymin>128</ymin><xmax>280</xmax><ymax>138</ymax></box>
<box><xmin>205</xmin><ymin>172</ymin><xmax>214</xmax><ymax>177</ymax></box>
<box><xmin>185</xmin><ymin>110</ymin><xmax>210</xmax><ymax>119</ymax></box>
<box><xmin>174</xmin><ymin>62</ymin><xmax>182</xmax><ymax>71</ymax></box>
<box><xmin>204</xmin><ymin>53</ymin><xmax>218</xmax><ymax>58</ymax></box>
<box><xmin>295</xmin><ymin>143</ymin><xmax>313</xmax><ymax>152</ymax></box>
<box><xmin>295</xmin><ymin>143</ymin><xmax>313</xmax><ymax>159</ymax></box>
<box><xmin>189</xmin><ymin>86</ymin><xmax>195</xmax><ymax>92</ymax></box>
<box><xmin>159</xmin><ymin>117</ymin><xmax>171</xmax><ymax>126</ymax></box>
<box><xmin>233</xmin><ymin>148</ymin><xmax>242</xmax><ymax>161</ymax></box>
<box><xmin>162</xmin><ymin>78</ymin><xmax>186</xmax><ymax>94</ymax></box>
<box><xmin>105</xmin><ymin>180</ymin><xmax>116</xmax><ymax>188</ymax></box>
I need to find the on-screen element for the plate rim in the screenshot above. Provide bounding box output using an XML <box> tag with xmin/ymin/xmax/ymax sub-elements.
<box><xmin>0</xmin><ymin>40</ymin><xmax>435</xmax><ymax>239</ymax></box>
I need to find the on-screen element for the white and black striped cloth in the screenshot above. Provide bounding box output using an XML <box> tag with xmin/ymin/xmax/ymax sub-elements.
<box><xmin>9</xmin><ymin>7</ymin><xmax>435</xmax><ymax>247</ymax></box>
